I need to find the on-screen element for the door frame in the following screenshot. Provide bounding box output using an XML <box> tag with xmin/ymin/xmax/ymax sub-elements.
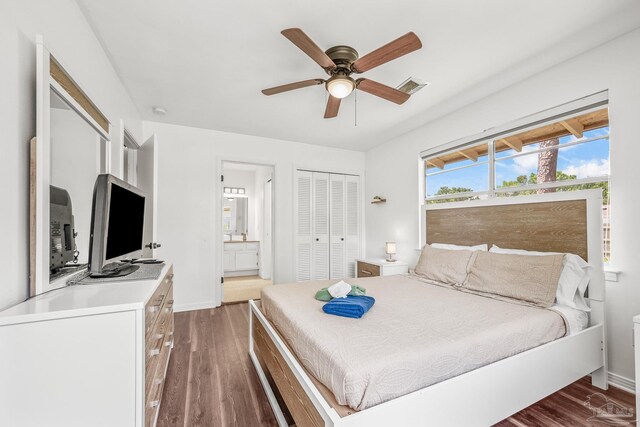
<box><xmin>215</xmin><ymin>156</ymin><xmax>276</xmax><ymax>307</ymax></box>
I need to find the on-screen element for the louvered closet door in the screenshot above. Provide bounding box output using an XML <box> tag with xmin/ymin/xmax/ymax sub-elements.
<box><xmin>329</xmin><ymin>174</ymin><xmax>346</xmax><ymax>279</ymax></box>
<box><xmin>345</xmin><ymin>175</ymin><xmax>360</xmax><ymax>278</ymax></box>
<box><xmin>295</xmin><ymin>171</ymin><xmax>313</xmax><ymax>281</ymax></box>
<box><xmin>312</xmin><ymin>172</ymin><xmax>330</xmax><ymax>280</ymax></box>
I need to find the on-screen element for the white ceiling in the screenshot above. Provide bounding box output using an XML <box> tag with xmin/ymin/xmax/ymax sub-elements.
<box><xmin>77</xmin><ymin>0</ymin><xmax>640</xmax><ymax>151</ymax></box>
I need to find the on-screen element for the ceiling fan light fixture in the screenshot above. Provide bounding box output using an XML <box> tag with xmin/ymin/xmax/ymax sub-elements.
<box><xmin>326</xmin><ymin>75</ymin><xmax>355</xmax><ymax>99</ymax></box>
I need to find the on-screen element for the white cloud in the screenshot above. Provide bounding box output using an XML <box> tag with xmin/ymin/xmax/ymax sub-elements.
<box><xmin>511</xmin><ymin>146</ymin><xmax>538</xmax><ymax>174</ymax></box>
<box><xmin>565</xmin><ymin>159</ymin><xmax>609</xmax><ymax>178</ymax></box>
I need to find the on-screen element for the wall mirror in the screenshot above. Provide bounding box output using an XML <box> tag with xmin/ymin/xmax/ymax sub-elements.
<box><xmin>223</xmin><ymin>197</ymin><xmax>248</xmax><ymax>237</ymax></box>
<box><xmin>32</xmin><ymin>36</ymin><xmax>111</xmax><ymax>296</ymax></box>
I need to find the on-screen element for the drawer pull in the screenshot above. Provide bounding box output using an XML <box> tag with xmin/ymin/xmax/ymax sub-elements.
<box><xmin>148</xmin><ymin>305</ymin><xmax>160</xmax><ymax>313</ymax></box>
<box><xmin>360</xmin><ymin>270</ymin><xmax>373</xmax><ymax>276</ymax></box>
<box><xmin>153</xmin><ymin>333</ymin><xmax>164</xmax><ymax>340</ymax></box>
<box><xmin>149</xmin><ymin>348</ymin><xmax>161</xmax><ymax>357</ymax></box>
<box><xmin>164</xmin><ymin>340</ymin><xmax>173</xmax><ymax>347</ymax></box>
<box><xmin>149</xmin><ymin>400</ymin><xmax>160</xmax><ymax>408</ymax></box>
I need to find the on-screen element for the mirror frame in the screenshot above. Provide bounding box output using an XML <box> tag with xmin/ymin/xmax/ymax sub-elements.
<box><xmin>32</xmin><ymin>36</ymin><xmax>111</xmax><ymax>296</ymax></box>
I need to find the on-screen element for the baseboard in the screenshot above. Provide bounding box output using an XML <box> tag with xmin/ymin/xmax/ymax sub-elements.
<box><xmin>608</xmin><ymin>371</ymin><xmax>635</xmax><ymax>394</ymax></box>
<box><xmin>174</xmin><ymin>301</ymin><xmax>217</xmax><ymax>313</ymax></box>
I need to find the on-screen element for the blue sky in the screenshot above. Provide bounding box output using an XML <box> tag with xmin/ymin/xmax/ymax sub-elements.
<box><xmin>426</xmin><ymin>127</ymin><xmax>610</xmax><ymax>196</ymax></box>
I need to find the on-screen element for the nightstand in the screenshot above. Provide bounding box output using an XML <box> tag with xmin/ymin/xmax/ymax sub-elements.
<box><xmin>356</xmin><ymin>259</ymin><xmax>409</xmax><ymax>278</ymax></box>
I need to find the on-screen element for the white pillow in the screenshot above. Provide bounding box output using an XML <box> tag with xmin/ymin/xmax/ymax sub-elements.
<box><xmin>489</xmin><ymin>245</ymin><xmax>591</xmax><ymax>312</ymax></box>
<box><xmin>431</xmin><ymin>243</ymin><xmax>488</xmax><ymax>252</ymax></box>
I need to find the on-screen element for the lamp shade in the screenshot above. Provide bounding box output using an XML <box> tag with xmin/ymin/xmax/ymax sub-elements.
<box><xmin>326</xmin><ymin>76</ymin><xmax>355</xmax><ymax>99</ymax></box>
<box><xmin>385</xmin><ymin>242</ymin><xmax>397</xmax><ymax>255</ymax></box>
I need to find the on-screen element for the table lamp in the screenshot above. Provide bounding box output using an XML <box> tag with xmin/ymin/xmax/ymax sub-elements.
<box><xmin>385</xmin><ymin>242</ymin><xmax>397</xmax><ymax>262</ymax></box>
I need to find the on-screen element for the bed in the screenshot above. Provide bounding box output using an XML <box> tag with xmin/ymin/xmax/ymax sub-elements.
<box><xmin>249</xmin><ymin>190</ymin><xmax>607</xmax><ymax>427</ymax></box>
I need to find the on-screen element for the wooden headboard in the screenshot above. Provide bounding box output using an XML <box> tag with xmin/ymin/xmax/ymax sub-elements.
<box><xmin>423</xmin><ymin>190</ymin><xmax>605</xmax><ymax>325</ymax></box>
<box><xmin>426</xmin><ymin>199</ymin><xmax>588</xmax><ymax>260</ymax></box>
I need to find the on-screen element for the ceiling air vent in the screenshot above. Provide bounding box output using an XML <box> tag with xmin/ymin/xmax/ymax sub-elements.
<box><xmin>396</xmin><ymin>77</ymin><xmax>430</xmax><ymax>95</ymax></box>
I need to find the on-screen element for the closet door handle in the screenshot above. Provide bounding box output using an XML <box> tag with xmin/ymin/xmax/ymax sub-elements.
<box><xmin>316</xmin><ymin>238</ymin><xmax>319</xmax><ymax>242</ymax></box>
<box><xmin>341</xmin><ymin>238</ymin><xmax>344</xmax><ymax>241</ymax></box>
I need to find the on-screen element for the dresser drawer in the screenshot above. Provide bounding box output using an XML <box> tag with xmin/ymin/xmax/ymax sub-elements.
<box><xmin>357</xmin><ymin>261</ymin><xmax>380</xmax><ymax>278</ymax></box>
<box><xmin>145</xmin><ymin>285</ymin><xmax>173</xmax><ymax>397</ymax></box>
<box><xmin>145</xmin><ymin>267</ymin><xmax>173</xmax><ymax>341</ymax></box>
<box><xmin>145</xmin><ymin>323</ymin><xmax>172</xmax><ymax>427</ymax></box>
<box><xmin>145</xmin><ymin>374</ymin><xmax>164</xmax><ymax>427</ymax></box>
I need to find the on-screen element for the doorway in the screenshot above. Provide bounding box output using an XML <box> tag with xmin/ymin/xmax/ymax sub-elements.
<box><xmin>221</xmin><ymin>161</ymin><xmax>274</xmax><ymax>303</ymax></box>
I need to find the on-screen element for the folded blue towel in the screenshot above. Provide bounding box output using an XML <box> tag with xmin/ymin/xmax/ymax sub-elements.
<box><xmin>322</xmin><ymin>295</ymin><xmax>375</xmax><ymax>319</ymax></box>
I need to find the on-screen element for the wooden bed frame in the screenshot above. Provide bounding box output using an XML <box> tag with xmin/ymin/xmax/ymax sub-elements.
<box><xmin>249</xmin><ymin>190</ymin><xmax>607</xmax><ymax>426</ymax></box>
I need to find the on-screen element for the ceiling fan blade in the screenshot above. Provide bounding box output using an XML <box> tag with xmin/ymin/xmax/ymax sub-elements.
<box><xmin>352</xmin><ymin>32</ymin><xmax>422</xmax><ymax>73</ymax></box>
<box><xmin>281</xmin><ymin>28</ymin><xmax>336</xmax><ymax>70</ymax></box>
<box><xmin>324</xmin><ymin>95</ymin><xmax>341</xmax><ymax>119</ymax></box>
<box><xmin>262</xmin><ymin>79</ymin><xmax>324</xmax><ymax>96</ymax></box>
<box><xmin>356</xmin><ymin>79</ymin><xmax>410</xmax><ymax>105</ymax></box>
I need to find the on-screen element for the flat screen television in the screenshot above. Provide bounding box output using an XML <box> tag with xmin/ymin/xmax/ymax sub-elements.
<box><xmin>88</xmin><ymin>174</ymin><xmax>146</xmax><ymax>276</ymax></box>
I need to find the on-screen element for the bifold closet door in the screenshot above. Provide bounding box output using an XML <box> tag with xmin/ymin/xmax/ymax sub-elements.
<box><xmin>295</xmin><ymin>171</ymin><xmax>312</xmax><ymax>281</ymax></box>
<box><xmin>345</xmin><ymin>175</ymin><xmax>360</xmax><ymax>278</ymax></box>
<box><xmin>295</xmin><ymin>170</ymin><xmax>359</xmax><ymax>281</ymax></box>
<box><xmin>312</xmin><ymin>172</ymin><xmax>330</xmax><ymax>280</ymax></box>
<box><xmin>329</xmin><ymin>174</ymin><xmax>346</xmax><ymax>279</ymax></box>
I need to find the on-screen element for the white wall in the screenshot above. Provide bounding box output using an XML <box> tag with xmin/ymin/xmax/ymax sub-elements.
<box><xmin>0</xmin><ymin>0</ymin><xmax>143</xmax><ymax>310</ymax></box>
<box><xmin>366</xmin><ymin>28</ymin><xmax>640</xmax><ymax>384</ymax></box>
<box><xmin>143</xmin><ymin>121</ymin><xmax>366</xmax><ymax>311</ymax></box>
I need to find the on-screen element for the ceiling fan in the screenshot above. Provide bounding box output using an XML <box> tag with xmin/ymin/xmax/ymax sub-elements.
<box><xmin>261</xmin><ymin>28</ymin><xmax>422</xmax><ymax>119</ymax></box>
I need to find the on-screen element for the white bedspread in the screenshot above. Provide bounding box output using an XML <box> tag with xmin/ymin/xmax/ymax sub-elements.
<box><xmin>261</xmin><ymin>274</ymin><xmax>567</xmax><ymax>411</ymax></box>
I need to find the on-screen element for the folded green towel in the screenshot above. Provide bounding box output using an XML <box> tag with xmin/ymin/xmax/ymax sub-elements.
<box><xmin>315</xmin><ymin>284</ymin><xmax>366</xmax><ymax>302</ymax></box>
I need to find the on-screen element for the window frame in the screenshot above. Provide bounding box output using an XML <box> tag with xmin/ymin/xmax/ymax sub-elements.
<box><xmin>419</xmin><ymin>91</ymin><xmax>610</xmax><ymax>259</ymax></box>
<box><xmin>422</xmin><ymin>92</ymin><xmax>609</xmax><ymax>203</ymax></box>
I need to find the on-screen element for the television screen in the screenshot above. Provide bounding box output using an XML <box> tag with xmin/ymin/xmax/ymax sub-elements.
<box><xmin>105</xmin><ymin>183</ymin><xmax>146</xmax><ymax>261</ymax></box>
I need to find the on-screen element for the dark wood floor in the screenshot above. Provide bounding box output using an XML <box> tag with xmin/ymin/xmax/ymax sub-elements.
<box><xmin>158</xmin><ymin>304</ymin><xmax>636</xmax><ymax>427</ymax></box>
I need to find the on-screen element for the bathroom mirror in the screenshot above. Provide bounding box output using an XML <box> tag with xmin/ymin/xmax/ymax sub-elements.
<box><xmin>223</xmin><ymin>197</ymin><xmax>248</xmax><ymax>236</ymax></box>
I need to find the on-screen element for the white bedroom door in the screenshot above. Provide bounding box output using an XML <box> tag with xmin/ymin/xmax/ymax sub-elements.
<box><xmin>329</xmin><ymin>174</ymin><xmax>346</xmax><ymax>279</ymax></box>
<box><xmin>261</xmin><ymin>177</ymin><xmax>273</xmax><ymax>280</ymax></box>
<box><xmin>137</xmin><ymin>134</ymin><xmax>157</xmax><ymax>258</ymax></box>
<box><xmin>312</xmin><ymin>172</ymin><xmax>330</xmax><ymax>280</ymax></box>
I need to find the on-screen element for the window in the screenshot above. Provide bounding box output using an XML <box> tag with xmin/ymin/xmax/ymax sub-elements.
<box><xmin>424</xmin><ymin>106</ymin><xmax>610</xmax><ymax>260</ymax></box>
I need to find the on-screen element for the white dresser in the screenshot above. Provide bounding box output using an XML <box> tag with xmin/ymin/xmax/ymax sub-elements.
<box><xmin>0</xmin><ymin>264</ymin><xmax>174</xmax><ymax>427</ymax></box>
<box><xmin>224</xmin><ymin>241</ymin><xmax>260</xmax><ymax>276</ymax></box>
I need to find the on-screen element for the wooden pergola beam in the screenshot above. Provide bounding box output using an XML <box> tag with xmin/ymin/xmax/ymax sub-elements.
<box><xmin>560</xmin><ymin>118</ymin><xmax>584</xmax><ymax>138</ymax></box>
<box><xmin>498</xmin><ymin>137</ymin><xmax>523</xmax><ymax>152</ymax></box>
<box><xmin>427</xmin><ymin>158</ymin><xmax>445</xmax><ymax>169</ymax></box>
<box><xmin>458</xmin><ymin>148</ymin><xmax>479</xmax><ymax>162</ymax></box>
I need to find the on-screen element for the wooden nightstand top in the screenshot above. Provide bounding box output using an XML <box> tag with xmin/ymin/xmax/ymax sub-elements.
<box><xmin>356</xmin><ymin>258</ymin><xmax>409</xmax><ymax>267</ymax></box>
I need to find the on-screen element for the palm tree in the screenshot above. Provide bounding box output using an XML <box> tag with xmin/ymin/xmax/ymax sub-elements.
<box><xmin>537</xmin><ymin>138</ymin><xmax>559</xmax><ymax>193</ymax></box>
